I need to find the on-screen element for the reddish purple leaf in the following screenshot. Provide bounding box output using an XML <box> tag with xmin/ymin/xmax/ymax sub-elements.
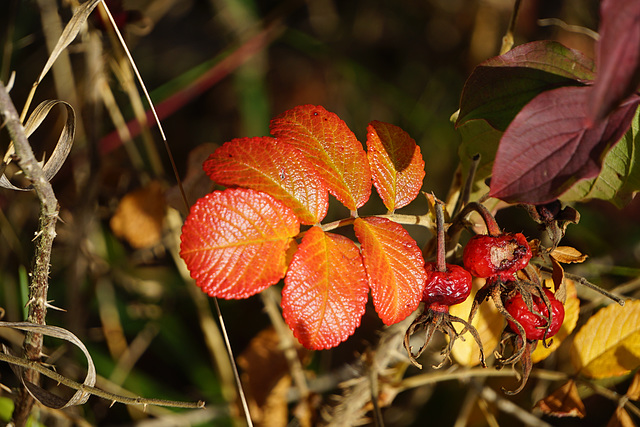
<box><xmin>490</xmin><ymin>86</ymin><xmax>640</xmax><ymax>204</ymax></box>
<box><xmin>588</xmin><ymin>0</ymin><xmax>640</xmax><ymax>124</ymax></box>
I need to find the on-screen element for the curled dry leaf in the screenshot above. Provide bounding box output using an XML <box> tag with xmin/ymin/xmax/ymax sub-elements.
<box><xmin>626</xmin><ymin>370</ymin><xmax>640</xmax><ymax>401</ymax></box>
<box><xmin>535</xmin><ymin>380</ymin><xmax>586</xmax><ymax>418</ymax></box>
<box><xmin>607</xmin><ymin>407</ymin><xmax>635</xmax><ymax>427</ymax></box>
<box><xmin>110</xmin><ymin>180</ymin><xmax>166</xmax><ymax>249</ymax></box>
<box><xmin>0</xmin><ymin>321</ymin><xmax>96</xmax><ymax>409</ymax></box>
<box><xmin>550</xmin><ymin>246</ymin><xmax>589</xmax><ymax>264</ymax></box>
<box><xmin>1</xmin><ymin>100</ymin><xmax>75</xmax><ymax>191</ymax></box>
<box><xmin>571</xmin><ymin>299</ymin><xmax>640</xmax><ymax>379</ymax></box>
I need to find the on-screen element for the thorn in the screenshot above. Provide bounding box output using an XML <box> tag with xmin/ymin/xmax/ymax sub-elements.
<box><xmin>110</xmin><ymin>400</ymin><xmax>116</xmax><ymax>408</ymax></box>
<box><xmin>45</xmin><ymin>300</ymin><xmax>67</xmax><ymax>312</ymax></box>
<box><xmin>25</xmin><ymin>298</ymin><xmax>36</xmax><ymax>308</ymax></box>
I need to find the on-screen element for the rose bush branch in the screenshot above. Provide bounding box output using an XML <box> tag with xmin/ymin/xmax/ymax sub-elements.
<box><xmin>0</xmin><ymin>81</ymin><xmax>60</xmax><ymax>424</ymax></box>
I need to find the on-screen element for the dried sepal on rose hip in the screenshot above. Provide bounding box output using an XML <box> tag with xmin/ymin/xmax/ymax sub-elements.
<box><xmin>497</xmin><ymin>287</ymin><xmax>565</xmax><ymax>395</ymax></box>
<box><xmin>404</xmin><ymin>200</ymin><xmax>485</xmax><ymax>369</ymax></box>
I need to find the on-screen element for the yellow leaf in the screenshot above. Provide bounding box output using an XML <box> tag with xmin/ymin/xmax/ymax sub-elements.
<box><xmin>571</xmin><ymin>300</ymin><xmax>640</xmax><ymax>379</ymax></box>
<box><xmin>450</xmin><ymin>278</ymin><xmax>504</xmax><ymax>367</ymax></box>
<box><xmin>532</xmin><ymin>280</ymin><xmax>580</xmax><ymax>363</ymax></box>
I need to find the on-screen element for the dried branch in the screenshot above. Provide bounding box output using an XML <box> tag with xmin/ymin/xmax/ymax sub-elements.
<box><xmin>0</xmin><ymin>80</ymin><xmax>60</xmax><ymax>425</ymax></box>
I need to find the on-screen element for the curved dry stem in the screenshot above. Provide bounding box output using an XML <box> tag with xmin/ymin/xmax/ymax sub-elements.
<box><xmin>448</xmin><ymin>314</ymin><xmax>486</xmax><ymax>368</ymax></box>
<box><xmin>502</xmin><ymin>339</ymin><xmax>536</xmax><ymax>395</ymax></box>
<box><xmin>491</xmin><ymin>286</ymin><xmax>527</xmax><ymax>365</ymax></box>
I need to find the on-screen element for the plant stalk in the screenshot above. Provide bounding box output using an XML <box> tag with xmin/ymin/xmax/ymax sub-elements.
<box><xmin>0</xmin><ymin>81</ymin><xmax>59</xmax><ymax>426</ymax></box>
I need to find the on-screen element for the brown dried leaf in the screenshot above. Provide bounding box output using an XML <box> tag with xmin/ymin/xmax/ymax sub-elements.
<box><xmin>237</xmin><ymin>328</ymin><xmax>308</xmax><ymax>426</ymax></box>
<box><xmin>550</xmin><ymin>246</ymin><xmax>589</xmax><ymax>264</ymax></box>
<box><xmin>626</xmin><ymin>370</ymin><xmax>640</xmax><ymax>401</ymax></box>
<box><xmin>607</xmin><ymin>407</ymin><xmax>635</xmax><ymax>427</ymax></box>
<box><xmin>110</xmin><ymin>180</ymin><xmax>166</xmax><ymax>248</ymax></box>
<box><xmin>535</xmin><ymin>380</ymin><xmax>585</xmax><ymax>418</ymax></box>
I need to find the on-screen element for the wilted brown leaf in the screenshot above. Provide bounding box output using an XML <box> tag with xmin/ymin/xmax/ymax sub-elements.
<box><xmin>237</xmin><ymin>327</ymin><xmax>309</xmax><ymax>427</ymax></box>
<box><xmin>110</xmin><ymin>180</ymin><xmax>166</xmax><ymax>249</ymax></box>
<box><xmin>626</xmin><ymin>370</ymin><xmax>640</xmax><ymax>401</ymax></box>
<box><xmin>535</xmin><ymin>380</ymin><xmax>585</xmax><ymax>418</ymax></box>
<box><xmin>550</xmin><ymin>246</ymin><xmax>588</xmax><ymax>264</ymax></box>
<box><xmin>606</xmin><ymin>407</ymin><xmax>635</xmax><ymax>427</ymax></box>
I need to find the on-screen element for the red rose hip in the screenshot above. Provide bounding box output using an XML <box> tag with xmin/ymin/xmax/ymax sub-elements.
<box><xmin>505</xmin><ymin>288</ymin><xmax>565</xmax><ymax>340</ymax></box>
<box><xmin>463</xmin><ymin>233</ymin><xmax>532</xmax><ymax>280</ymax></box>
<box><xmin>422</xmin><ymin>263</ymin><xmax>472</xmax><ymax>312</ymax></box>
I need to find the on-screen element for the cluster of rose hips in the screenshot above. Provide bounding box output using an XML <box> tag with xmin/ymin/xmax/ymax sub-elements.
<box><xmin>404</xmin><ymin>200</ymin><xmax>565</xmax><ymax>394</ymax></box>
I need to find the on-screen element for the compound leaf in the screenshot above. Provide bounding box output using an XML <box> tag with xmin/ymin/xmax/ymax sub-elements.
<box><xmin>490</xmin><ymin>86</ymin><xmax>640</xmax><ymax>204</ymax></box>
<box><xmin>180</xmin><ymin>188</ymin><xmax>300</xmax><ymax>299</ymax></box>
<box><xmin>571</xmin><ymin>299</ymin><xmax>640</xmax><ymax>379</ymax></box>
<box><xmin>282</xmin><ymin>226</ymin><xmax>369</xmax><ymax>350</ymax></box>
<box><xmin>203</xmin><ymin>137</ymin><xmax>328</xmax><ymax>224</ymax></box>
<box><xmin>353</xmin><ymin>217</ymin><xmax>426</xmax><ymax>325</ymax></box>
<box><xmin>366</xmin><ymin>121</ymin><xmax>425</xmax><ymax>211</ymax></box>
<box><xmin>270</xmin><ymin>105</ymin><xmax>371</xmax><ymax>210</ymax></box>
<box><xmin>457</xmin><ymin>40</ymin><xmax>595</xmax><ymax>131</ymax></box>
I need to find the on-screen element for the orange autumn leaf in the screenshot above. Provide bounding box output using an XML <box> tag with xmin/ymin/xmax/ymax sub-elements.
<box><xmin>180</xmin><ymin>188</ymin><xmax>299</xmax><ymax>299</ymax></box>
<box><xmin>353</xmin><ymin>217</ymin><xmax>425</xmax><ymax>325</ymax></box>
<box><xmin>282</xmin><ymin>226</ymin><xmax>369</xmax><ymax>350</ymax></box>
<box><xmin>110</xmin><ymin>180</ymin><xmax>166</xmax><ymax>249</ymax></box>
<box><xmin>203</xmin><ymin>137</ymin><xmax>328</xmax><ymax>224</ymax></box>
<box><xmin>366</xmin><ymin>121</ymin><xmax>425</xmax><ymax>211</ymax></box>
<box><xmin>270</xmin><ymin>105</ymin><xmax>371</xmax><ymax>210</ymax></box>
<box><xmin>571</xmin><ymin>300</ymin><xmax>640</xmax><ymax>379</ymax></box>
<box><xmin>535</xmin><ymin>380</ymin><xmax>586</xmax><ymax>418</ymax></box>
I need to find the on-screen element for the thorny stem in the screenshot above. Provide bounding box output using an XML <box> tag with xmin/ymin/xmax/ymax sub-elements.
<box><xmin>0</xmin><ymin>81</ymin><xmax>59</xmax><ymax>424</ymax></box>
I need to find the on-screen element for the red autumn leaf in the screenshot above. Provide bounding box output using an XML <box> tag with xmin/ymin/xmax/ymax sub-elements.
<box><xmin>587</xmin><ymin>0</ymin><xmax>640</xmax><ymax>124</ymax></box>
<box><xmin>203</xmin><ymin>137</ymin><xmax>328</xmax><ymax>224</ymax></box>
<box><xmin>490</xmin><ymin>86</ymin><xmax>640</xmax><ymax>204</ymax></box>
<box><xmin>366</xmin><ymin>121</ymin><xmax>425</xmax><ymax>211</ymax></box>
<box><xmin>353</xmin><ymin>217</ymin><xmax>425</xmax><ymax>325</ymax></box>
<box><xmin>180</xmin><ymin>188</ymin><xmax>300</xmax><ymax>299</ymax></box>
<box><xmin>270</xmin><ymin>105</ymin><xmax>371</xmax><ymax>211</ymax></box>
<box><xmin>281</xmin><ymin>226</ymin><xmax>369</xmax><ymax>350</ymax></box>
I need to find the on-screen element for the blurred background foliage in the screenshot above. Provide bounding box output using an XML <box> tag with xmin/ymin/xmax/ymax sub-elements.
<box><xmin>1</xmin><ymin>0</ymin><xmax>639</xmax><ymax>425</ymax></box>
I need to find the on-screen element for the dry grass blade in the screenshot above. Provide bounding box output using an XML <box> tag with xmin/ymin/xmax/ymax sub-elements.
<box><xmin>1</xmin><ymin>100</ymin><xmax>75</xmax><ymax>191</ymax></box>
<box><xmin>0</xmin><ymin>321</ymin><xmax>96</xmax><ymax>408</ymax></box>
<box><xmin>21</xmin><ymin>0</ymin><xmax>101</xmax><ymax>122</ymax></box>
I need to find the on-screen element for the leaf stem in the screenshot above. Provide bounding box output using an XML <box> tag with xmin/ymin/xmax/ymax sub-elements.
<box><xmin>435</xmin><ymin>200</ymin><xmax>446</xmax><ymax>272</ymax></box>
